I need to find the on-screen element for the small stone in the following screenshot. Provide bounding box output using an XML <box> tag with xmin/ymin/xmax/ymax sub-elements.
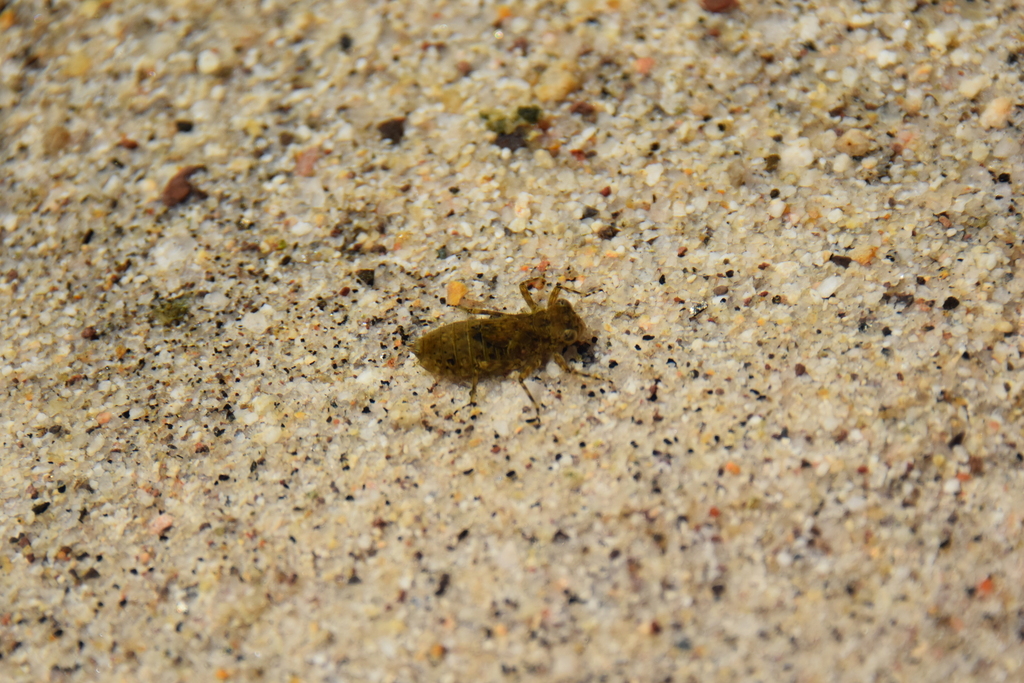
<box><xmin>993</xmin><ymin>137</ymin><xmax>1020</xmax><ymax>159</ymax></box>
<box><xmin>926</xmin><ymin>28</ymin><xmax>949</xmax><ymax>53</ymax></box>
<box><xmin>44</xmin><ymin>126</ymin><xmax>71</xmax><ymax>156</ymax></box>
<box><xmin>290</xmin><ymin>221</ymin><xmax>313</xmax><ymax>236</ymax></box>
<box><xmin>943</xmin><ymin>478</ymin><xmax>961</xmax><ymax>495</ymax></box>
<box><xmin>161</xmin><ymin>166</ymin><xmax>206</xmax><ymax>207</ymax></box>
<box><xmin>355</xmin><ymin>269</ymin><xmax>375</xmax><ymax>286</ymax></box>
<box><xmin>202</xmin><ymin>291</ymin><xmax>230</xmax><ymax>311</ymax></box>
<box><xmin>96</xmin><ymin>411</ymin><xmax>112</xmax><ymax>425</ymax></box>
<box><xmin>876</xmin><ymin>50</ymin><xmax>898</xmax><ymax>68</ymax></box>
<box><xmin>378</xmin><ymin>118</ymin><xmax>406</xmax><ymax>143</ymax></box>
<box><xmin>832</xmin><ymin>153</ymin><xmax>852</xmax><ymax>173</ymax></box>
<box><xmin>196</xmin><ymin>49</ymin><xmax>221</xmax><ymax>75</ymax></box>
<box><xmin>835</xmin><ymin>129</ymin><xmax>873</xmax><ymax>157</ymax></box>
<box><xmin>849</xmin><ymin>244</ymin><xmax>878</xmax><ymax>266</ymax></box>
<box><xmin>779</xmin><ymin>138</ymin><xmax>814</xmax><ymax>171</ymax></box>
<box><xmin>700</xmin><ymin>0</ymin><xmax>738</xmax><ymax>12</ymax></box>
<box><xmin>958</xmin><ymin>75</ymin><xmax>989</xmax><ymax>100</ymax></box>
<box><xmin>65</xmin><ymin>52</ymin><xmax>92</xmax><ymax>77</ymax></box>
<box><xmin>446</xmin><ymin>281</ymin><xmax>468</xmax><ymax>307</ymax></box>
<box><xmin>767</xmin><ymin>198</ymin><xmax>786</xmax><ymax>218</ymax></box>
<box><xmin>901</xmin><ymin>89</ymin><xmax>925</xmax><ymax>115</ymax></box>
<box><xmin>816</xmin><ymin>275</ymin><xmax>843</xmax><ymax>299</ymax></box>
<box><xmin>634</xmin><ymin>57</ymin><xmax>655</xmax><ymax>75</ymax></box>
<box><xmin>149</xmin><ymin>514</ymin><xmax>174</xmax><ymax>535</ymax></box>
<box><xmin>644</xmin><ymin>163</ymin><xmax>664</xmax><ymax>187</ymax></box>
<box><xmin>980</xmin><ymin>97</ymin><xmax>1012</xmax><ymax>129</ymax></box>
<box><xmin>240</xmin><ymin>306</ymin><xmax>274</xmax><ymax>334</ymax></box>
<box><xmin>942</xmin><ymin>296</ymin><xmax>960</xmax><ymax>311</ymax></box>
<box><xmin>81</xmin><ymin>326</ymin><xmax>99</xmax><ymax>340</ymax></box>
<box><xmin>494</xmin><ymin>132</ymin><xmax>526</xmax><ymax>151</ymax></box>
<box><xmin>535</xmin><ymin>62</ymin><xmax>579</xmax><ymax>102</ymax></box>
<box><xmin>294</xmin><ymin>147</ymin><xmax>322</xmax><ymax>177</ymax></box>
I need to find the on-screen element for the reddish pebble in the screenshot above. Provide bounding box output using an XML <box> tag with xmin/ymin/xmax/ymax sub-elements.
<box><xmin>295</xmin><ymin>147</ymin><xmax>322</xmax><ymax>177</ymax></box>
<box><xmin>161</xmin><ymin>165</ymin><xmax>206</xmax><ymax>207</ymax></box>
<box><xmin>149</xmin><ymin>514</ymin><xmax>174</xmax><ymax>535</ymax></box>
<box><xmin>81</xmin><ymin>326</ymin><xmax>98</xmax><ymax>340</ymax></box>
<box><xmin>634</xmin><ymin>57</ymin><xmax>656</xmax><ymax>75</ymax></box>
<box><xmin>701</xmin><ymin>0</ymin><xmax>739</xmax><ymax>12</ymax></box>
<box><xmin>599</xmin><ymin>186</ymin><xmax>611</xmax><ymax>197</ymax></box>
<box><xmin>96</xmin><ymin>411</ymin><xmax>113</xmax><ymax>425</ymax></box>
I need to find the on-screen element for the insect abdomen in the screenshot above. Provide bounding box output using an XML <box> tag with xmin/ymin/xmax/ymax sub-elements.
<box><xmin>413</xmin><ymin>319</ymin><xmax>507</xmax><ymax>379</ymax></box>
<box><xmin>413</xmin><ymin>315</ymin><xmax>546</xmax><ymax>380</ymax></box>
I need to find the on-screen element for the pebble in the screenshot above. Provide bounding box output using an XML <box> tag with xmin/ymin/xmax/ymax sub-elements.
<box><xmin>197</xmin><ymin>49</ymin><xmax>222</xmax><ymax>75</ymax></box>
<box><xmin>291</xmin><ymin>221</ymin><xmax>314</xmax><ymax>236</ymax></box>
<box><xmin>980</xmin><ymin>97</ymin><xmax>1012</xmax><ymax>129</ymax></box>
<box><xmin>780</xmin><ymin>139</ymin><xmax>815</xmax><ymax>171</ymax></box>
<box><xmin>149</xmin><ymin>514</ymin><xmax>175</xmax><ymax>535</ymax></box>
<box><xmin>835</xmin><ymin>129</ymin><xmax>873</xmax><ymax>157</ymax></box>
<box><xmin>816</xmin><ymin>275</ymin><xmax>843</xmax><ymax>299</ymax></box>
<box><xmin>240</xmin><ymin>306</ymin><xmax>274</xmax><ymax>334</ymax></box>
<box><xmin>535</xmin><ymin>62</ymin><xmax>579</xmax><ymax>102</ymax></box>
<box><xmin>644</xmin><ymin>163</ymin><xmax>664</xmax><ymax>187</ymax></box>
<box><xmin>958</xmin><ymin>75</ymin><xmax>989</xmax><ymax>100</ymax></box>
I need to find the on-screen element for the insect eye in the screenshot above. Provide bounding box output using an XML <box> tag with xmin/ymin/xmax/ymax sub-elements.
<box><xmin>562</xmin><ymin>329</ymin><xmax>576</xmax><ymax>342</ymax></box>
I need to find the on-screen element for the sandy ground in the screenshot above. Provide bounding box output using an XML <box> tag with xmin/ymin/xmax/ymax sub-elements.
<box><xmin>3</xmin><ymin>0</ymin><xmax>1024</xmax><ymax>681</ymax></box>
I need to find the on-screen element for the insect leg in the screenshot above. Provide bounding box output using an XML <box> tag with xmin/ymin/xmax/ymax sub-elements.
<box><xmin>518</xmin><ymin>280</ymin><xmax>541</xmax><ymax>312</ymax></box>
<box><xmin>553</xmin><ymin>352</ymin><xmax>607</xmax><ymax>382</ymax></box>
<box><xmin>516</xmin><ymin>372</ymin><xmax>541</xmax><ymax>422</ymax></box>
<box><xmin>469</xmin><ymin>376</ymin><xmax>479</xmax><ymax>405</ymax></box>
<box><xmin>457</xmin><ymin>305</ymin><xmax>506</xmax><ymax>316</ymax></box>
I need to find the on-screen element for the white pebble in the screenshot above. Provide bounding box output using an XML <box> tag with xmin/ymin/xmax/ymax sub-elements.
<box><xmin>767</xmin><ymin>198</ymin><xmax>786</xmax><ymax>218</ymax></box>
<box><xmin>816</xmin><ymin>275</ymin><xmax>843</xmax><ymax>299</ymax></box>
<box><xmin>240</xmin><ymin>305</ymin><xmax>274</xmax><ymax>334</ymax></box>
<box><xmin>926</xmin><ymin>28</ymin><xmax>949</xmax><ymax>52</ymax></box>
<box><xmin>958</xmin><ymin>75</ymin><xmax>989</xmax><ymax>100</ymax></box>
<box><xmin>780</xmin><ymin>138</ymin><xmax>815</xmax><ymax>171</ymax></box>
<box><xmin>826</xmin><ymin>208</ymin><xmax>843</xmax><ymax>224</ymax></box>
<box><xmin>993</xmin><ymin>137</ymin><xmax>1020</xmax><ymax>158</ymax></box>
<box><xmin>291</xmin><ymin>220</ymin><xmax>313</xmax><ymax>236</ymax></box>
<box><xmin>876</xmin><ymin>50</ymin><xmax>898</xmax><ymax>68</ymax></box>
<box><xmin>260</xmin><ymin>426</ymin><xmax>282</xmax><ymax>445</ymax></box>
<box><xmin>644</xmin><ymin>163</ymin><xmax>664</xmax><ymax>187</ymax></box>
<box><xmin>152</xmin><ymin>235</ymin><xmax>197</xmax><ymax>271</ymax></box>
<box><xmin>943</xmin><ymin>478</ymin><xmax>961</xmax><ymax>494</ymax></box>
<box><xmin>196</xmin><ymin>49</ymin><xmax>221</xmax><ymax>75</ymax></box>
<box><xmin>202</xmin><ymin>291</ymin><xmax>230</xmax><ymax>311</ymax></box>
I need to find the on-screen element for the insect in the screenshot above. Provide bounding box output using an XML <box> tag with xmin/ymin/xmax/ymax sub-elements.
<box><xmin>412</xmin><ymin>279</ymin><xmax>601</xmax><ymax>419</ymax></box>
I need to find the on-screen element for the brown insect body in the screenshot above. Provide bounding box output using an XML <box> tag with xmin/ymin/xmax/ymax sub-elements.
<box><xmin>412</xmin><ymin>281</ymin><xmax>590</xmax><ymax>414</ymax></box>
